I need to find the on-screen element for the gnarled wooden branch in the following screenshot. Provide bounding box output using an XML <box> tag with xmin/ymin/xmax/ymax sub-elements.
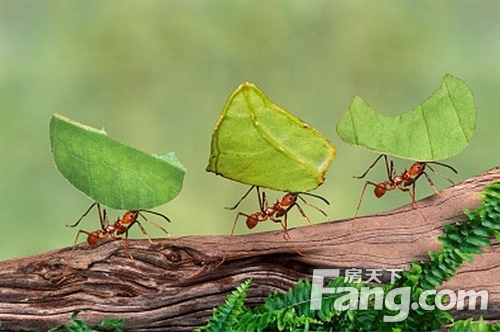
<box><xmin>0</xmin><ymin>167</ymin><xmax>499</xmax><ymax>331</ymax></box>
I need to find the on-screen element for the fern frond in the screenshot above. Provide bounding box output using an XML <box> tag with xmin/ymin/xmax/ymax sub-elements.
<box><xmin>196</xmin><ymin>278</ymin><xmax>252</xmax><ymax>332</ymax></box>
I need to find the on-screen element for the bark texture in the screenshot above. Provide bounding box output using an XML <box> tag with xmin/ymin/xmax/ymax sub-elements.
<box><xmin>0</xmin><ymin>167</ymin><xmax>499</xmax><ymax>331</ymax></box>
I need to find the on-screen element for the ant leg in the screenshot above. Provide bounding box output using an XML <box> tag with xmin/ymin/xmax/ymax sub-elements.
<box><xmin>397</xmin><ymin>186</ymin><xmax>418</xmax><ymax>209</ymax></box>
<box><xmin>131</xmin><ymin>220</ymin><xmax>157</xmax><ymax>244</ymax></box>
<box><xmin>229</xmin><ymin>212</ymin><xmax>251</xmax><ymax>240</ymax></box>
<box><xmin>216</xmin><ymin>212</ymin><xmax>250</xmax><ymax>267</ymax></box>
<box><xmin>297</xmin><ymin>196</ymin><xmax>328</xmax><ymax>220</ymax></box>
<box><xmin>269</xmin><ymin>214</ymin><xmax>292</xmax><ymax>242</ymax></box>
<box><xmin>225</xmin><ymin>186</ymin><xmax>256</xmax><ymax>210</ymax></box>
<box><xmin>354</xmin><ymin>154</ymin><xmax>386</xmax><ymax>179</ymax></box>
<box><xmin>388</xmin><ymin>158</ymin><xmax>397</xmax><ymax>180</ymax></box>
<box><xmin>66</xmin><ymin>202</ymin><xmax>99</xmax><ymax>228</ymax></box>
<box><xmin>118</xmin><ymin>227</ymin><xmax>134</xmax><ymax>259</ymax></box>
<box><xmin>344</xmin><ymin>181</ymin><xmax>379</xmax><ymax>236</ymax></box>
<box><xmin>58</xmin><ymin>229</ymin><xmax>93</xmax><ymax>284</ymax></box>
<box><xmin>400</xmin><ymin>185</ymin><xmax>434</xmax><ymax>226</ymax></box>
<box><xmin>97</xmin><ymin>204</ymin><xmax>107</xmax><ymax>229</ymax></box>
<box><xmin>280</xmin><ymin>212</ymin><xmax>291</xmax><ymax>240</ymax></box>
<box><xmin>257</xmin><ymin>186</ymin><xmax>263</xmax><ymax>210</ymax></box>
<box><xmin>113</xmin><ymin>221</ymin><xmax>150</xmax><ymax>259</ymax></box>
<box><xmin>138</xmin><ymin>213</ymin><xmax>170</xmax><ymax>236</ymax></box>
<box><xmin>273</xmin><ymin>214</ymin><xmax>305</xmax><ymax>256</ymax></box>
<box><xmin>420</xmin><ymin>171</ymin><xmax>441</xmax><ymax>195</ymax></box>
<box><xmin>292</xmin><ymin>202</ymin><xmax>313</xmax><ymax>226</ymax></box>
<box><xmin>100</xmin><ymin>208</ymin><xmax>110</xmax><ymax>230</ymax></box>
<box><xmin>260</xmin><ymin>189</ymin><xmax>270</xmax><ymax>212</ymax></box>
<box><xmin>425</xmin><ymin>164</ymin><xmax>456</xmax><ymax>187</ymax></box>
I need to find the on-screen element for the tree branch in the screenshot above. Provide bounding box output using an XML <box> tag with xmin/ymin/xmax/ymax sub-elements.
<box><xmin>0</xmin><ymin>167</ymin><xmax>498</xmax><ymax>331</ymax></box>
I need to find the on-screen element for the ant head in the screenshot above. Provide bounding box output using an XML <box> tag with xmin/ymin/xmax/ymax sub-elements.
<box><xmin>281</xmin><ymin>193</ymin><xmax>298</xmax><ymax>207</ymax></box>
<box><xmin>409</xmin><ymin>162</ymin><xmax>426</xmax><ymax>176</ymax></box>
<box><xmin>122</xmin><ymin>211</ymin><xmax>140</xmax><ymax>224</ymax></box>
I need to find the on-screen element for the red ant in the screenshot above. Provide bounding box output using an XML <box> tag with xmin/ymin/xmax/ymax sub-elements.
<box><xmin>217</xmin><ymin>186</ymin><xmax>329</xmax><ymax>264</ymax></box>
<box><xmin>59</xmin><ymin>202</ymin><xmax>170</xmax><ymax>282</ymax></box>
<box><xmin>345</xmin><ymin>154</ymin><xmax>457</xmax><ymax>235</ymax></box>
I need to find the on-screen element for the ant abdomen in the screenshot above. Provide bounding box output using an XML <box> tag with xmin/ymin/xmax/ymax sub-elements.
<box><xmin>87</xmin><ymin>232</ymin><xmax>100</xmax><ymax>246</ymax></box>
<box><xmin>374</xmin><ymin>183</ymin><xmax>386</xmax><ymax>198</ymax></box>
<box><xmin>246</xmin><ymin>214</ymin><xmax>259</xmax><ymax>229</ymax></box>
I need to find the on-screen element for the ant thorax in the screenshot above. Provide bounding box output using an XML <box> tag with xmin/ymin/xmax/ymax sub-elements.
<box><xmin>105</xmin><ymin>223</ymin><xmax>118</xmax><ymax>234</ymax></box>
<box><xmin>393</xmin><ymin>175</ymin><xmax>404</xmax><ymax>185</ymax></box>
<box><xmin>265</xmin><ymin>206</ymin><xmax>276</xmax><ymax>215</ymax></box>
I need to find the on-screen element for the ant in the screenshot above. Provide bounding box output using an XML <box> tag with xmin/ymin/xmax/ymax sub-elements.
<box><xmin>344</xmin><ymin>154</ymin><xmax>458</xmax><ymax>235</ymax></box>
<box><xmin>59</xmin><ymin>202</ymin><xmax>170</xmax><ymax>282</ymax></box>
<box><xmin>217</xmin><ymin>185</ymin><xmax>330</xmax><ymax>264</ymax></box>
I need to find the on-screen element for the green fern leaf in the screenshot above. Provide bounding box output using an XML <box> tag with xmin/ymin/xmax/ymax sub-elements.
<box><xmin>197</xmin><ymin>278</ymin><xmax>252</xmax><ymax>332</ymax></box>
<box><xmin>465</xmin><ymin>233</ymin><xmax>491</xmax><ymax>247</ymax></box>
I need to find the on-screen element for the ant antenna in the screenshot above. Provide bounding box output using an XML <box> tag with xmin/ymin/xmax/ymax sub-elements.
<box><xmin>296</xmin><ymin>191</ymin><xmax>330</xmax><ymax>205</ymax></box>
<box><xmin>139</xmin><ymin>209</ymin><xmax>171</xmax><ymax>223</ymax></box>
<box><xmin>427</xmin><ymin>161</ymin><xmax>458</xmax><ymax>174</ymax></box>
<box><xmin>137</xmin><ymin>210</ymin><xmax>170</xmax><ymax>236</ymax></box>
<box><xmin>425</xmin><ymin>162</ymin><xmax>458</xmax><ymax>186</ymax></box>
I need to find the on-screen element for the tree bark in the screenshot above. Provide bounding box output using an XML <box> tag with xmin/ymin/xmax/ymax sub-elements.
<box><xmin>0</xmin><ymin>167</ymin><xmax>499</xmax><ymax>331</ymax></box>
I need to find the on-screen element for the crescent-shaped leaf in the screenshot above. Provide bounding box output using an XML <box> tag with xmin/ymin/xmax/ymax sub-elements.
<box><xmin>336</xmin><ymin>74</ymin><xmax>476</xmax><ymax>161</ymax></box>
<box><xmin>50</xmin><ymin>113</ymin><xmax>186</xmax><ymax>210</ymax></box>
<box><xmin>206</xmin><ymin>82</ymin><xmax>336</xmax><ymax>192</ymax></box>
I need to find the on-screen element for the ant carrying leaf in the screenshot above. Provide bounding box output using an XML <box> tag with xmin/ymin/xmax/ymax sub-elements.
<box><xmin>345</xmin><ymin>154</ymin><xmax>458</xmax><ymax>236</ymax></box>
<box><xmin>59</xmin><ymin>202</ymin><xmax>170</xmax><ymax>283</ymax></box>
<box><xmin>218</xmin><ymin>186</ymin><xmax>330</xmax><ymax>264</ymax></box>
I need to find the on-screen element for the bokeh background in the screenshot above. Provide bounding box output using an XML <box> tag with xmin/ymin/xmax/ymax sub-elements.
<box><xmin>1</xmin><ymin>1</ymin><xmax>499</xmax><ymax>261</ymax></box>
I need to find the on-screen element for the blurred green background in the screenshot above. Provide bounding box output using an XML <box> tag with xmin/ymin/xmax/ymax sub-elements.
<box><xmin>1</xmin><ymin>1</ymin><xmax>499</xmax><ymax>261</ymax></box>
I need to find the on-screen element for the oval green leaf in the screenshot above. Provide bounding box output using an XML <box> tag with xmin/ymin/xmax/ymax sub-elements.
<box><xmin>206</xmin><ymin>82</ymin><xmax>336</xmax><ymax>192</ymax></box>
<box><xmin>336</xmin><ymin>74</ymin><xmax>476</xmax><ymax>161</ymax></box>
<box><xmin>50</xmin><ymin>113</ymin><xmax>186</xmax><ymax>210</ymax></box>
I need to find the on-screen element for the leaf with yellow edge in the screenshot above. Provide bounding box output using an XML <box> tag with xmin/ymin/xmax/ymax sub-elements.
<box><xmin>206</xmin><ymin>82</ymin><xmax>336</xmax><ymax>192</ymax></box>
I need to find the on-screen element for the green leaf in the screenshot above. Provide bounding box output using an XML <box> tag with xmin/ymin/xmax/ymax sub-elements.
<box><xmin>472</xmin><ymin>226</ymin><xmax>492</xmax><ymax>238</ymax></box>
<box><xmin>437</xmin><ymin>262</ymin><xmax>455</xmax><ymax>277</ymax></box>
<box><xmin>482</xmin><ymin>218</ymin><xmax>500</xmax><ymax>230</ymax></box>
<box><xmin>439</xmin><ymin>236</ymin><xmax>461</xmax><ymax>249</ymax></box>
<box><xmin>465</xmin><ymin>234</ymin><xmax>490</xmax><ymax>247</ymax></box>
<box><xmin>336</xmin><ymin>74</ymin><xmax>476</xmax><ymax>161</ymax></box>
<box><xmin>444</xmin><ymin>223</ymin><xmax>463</xmax><ymax>237</ymax></box>
<box><xmin>459</xmin><ymin>242</ymin><xmax>483</xmax><ymax>255</ymax></box>
<box><xmin>206</xmin><ymin>82</ymin><xmax>336</xmax><ymax>192</ymax></box>
<box><xmin>50</xmin><ymin>113</ymin><xmax>186</xmax><ymax>210</ymax></box>
<box><xmin>99</xmin><ymin>318</ymin><xmax>125</xmax><ymax>331</ymax></box>
<box><xmin>430</xmin><ymin>267</ymin><xmax>449</xmax><ymax>280</ymax></box>
<box><xmin>423</xmin><ymin>273</ymin><xmax>443</xmax><ymax>288</ymax></box>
